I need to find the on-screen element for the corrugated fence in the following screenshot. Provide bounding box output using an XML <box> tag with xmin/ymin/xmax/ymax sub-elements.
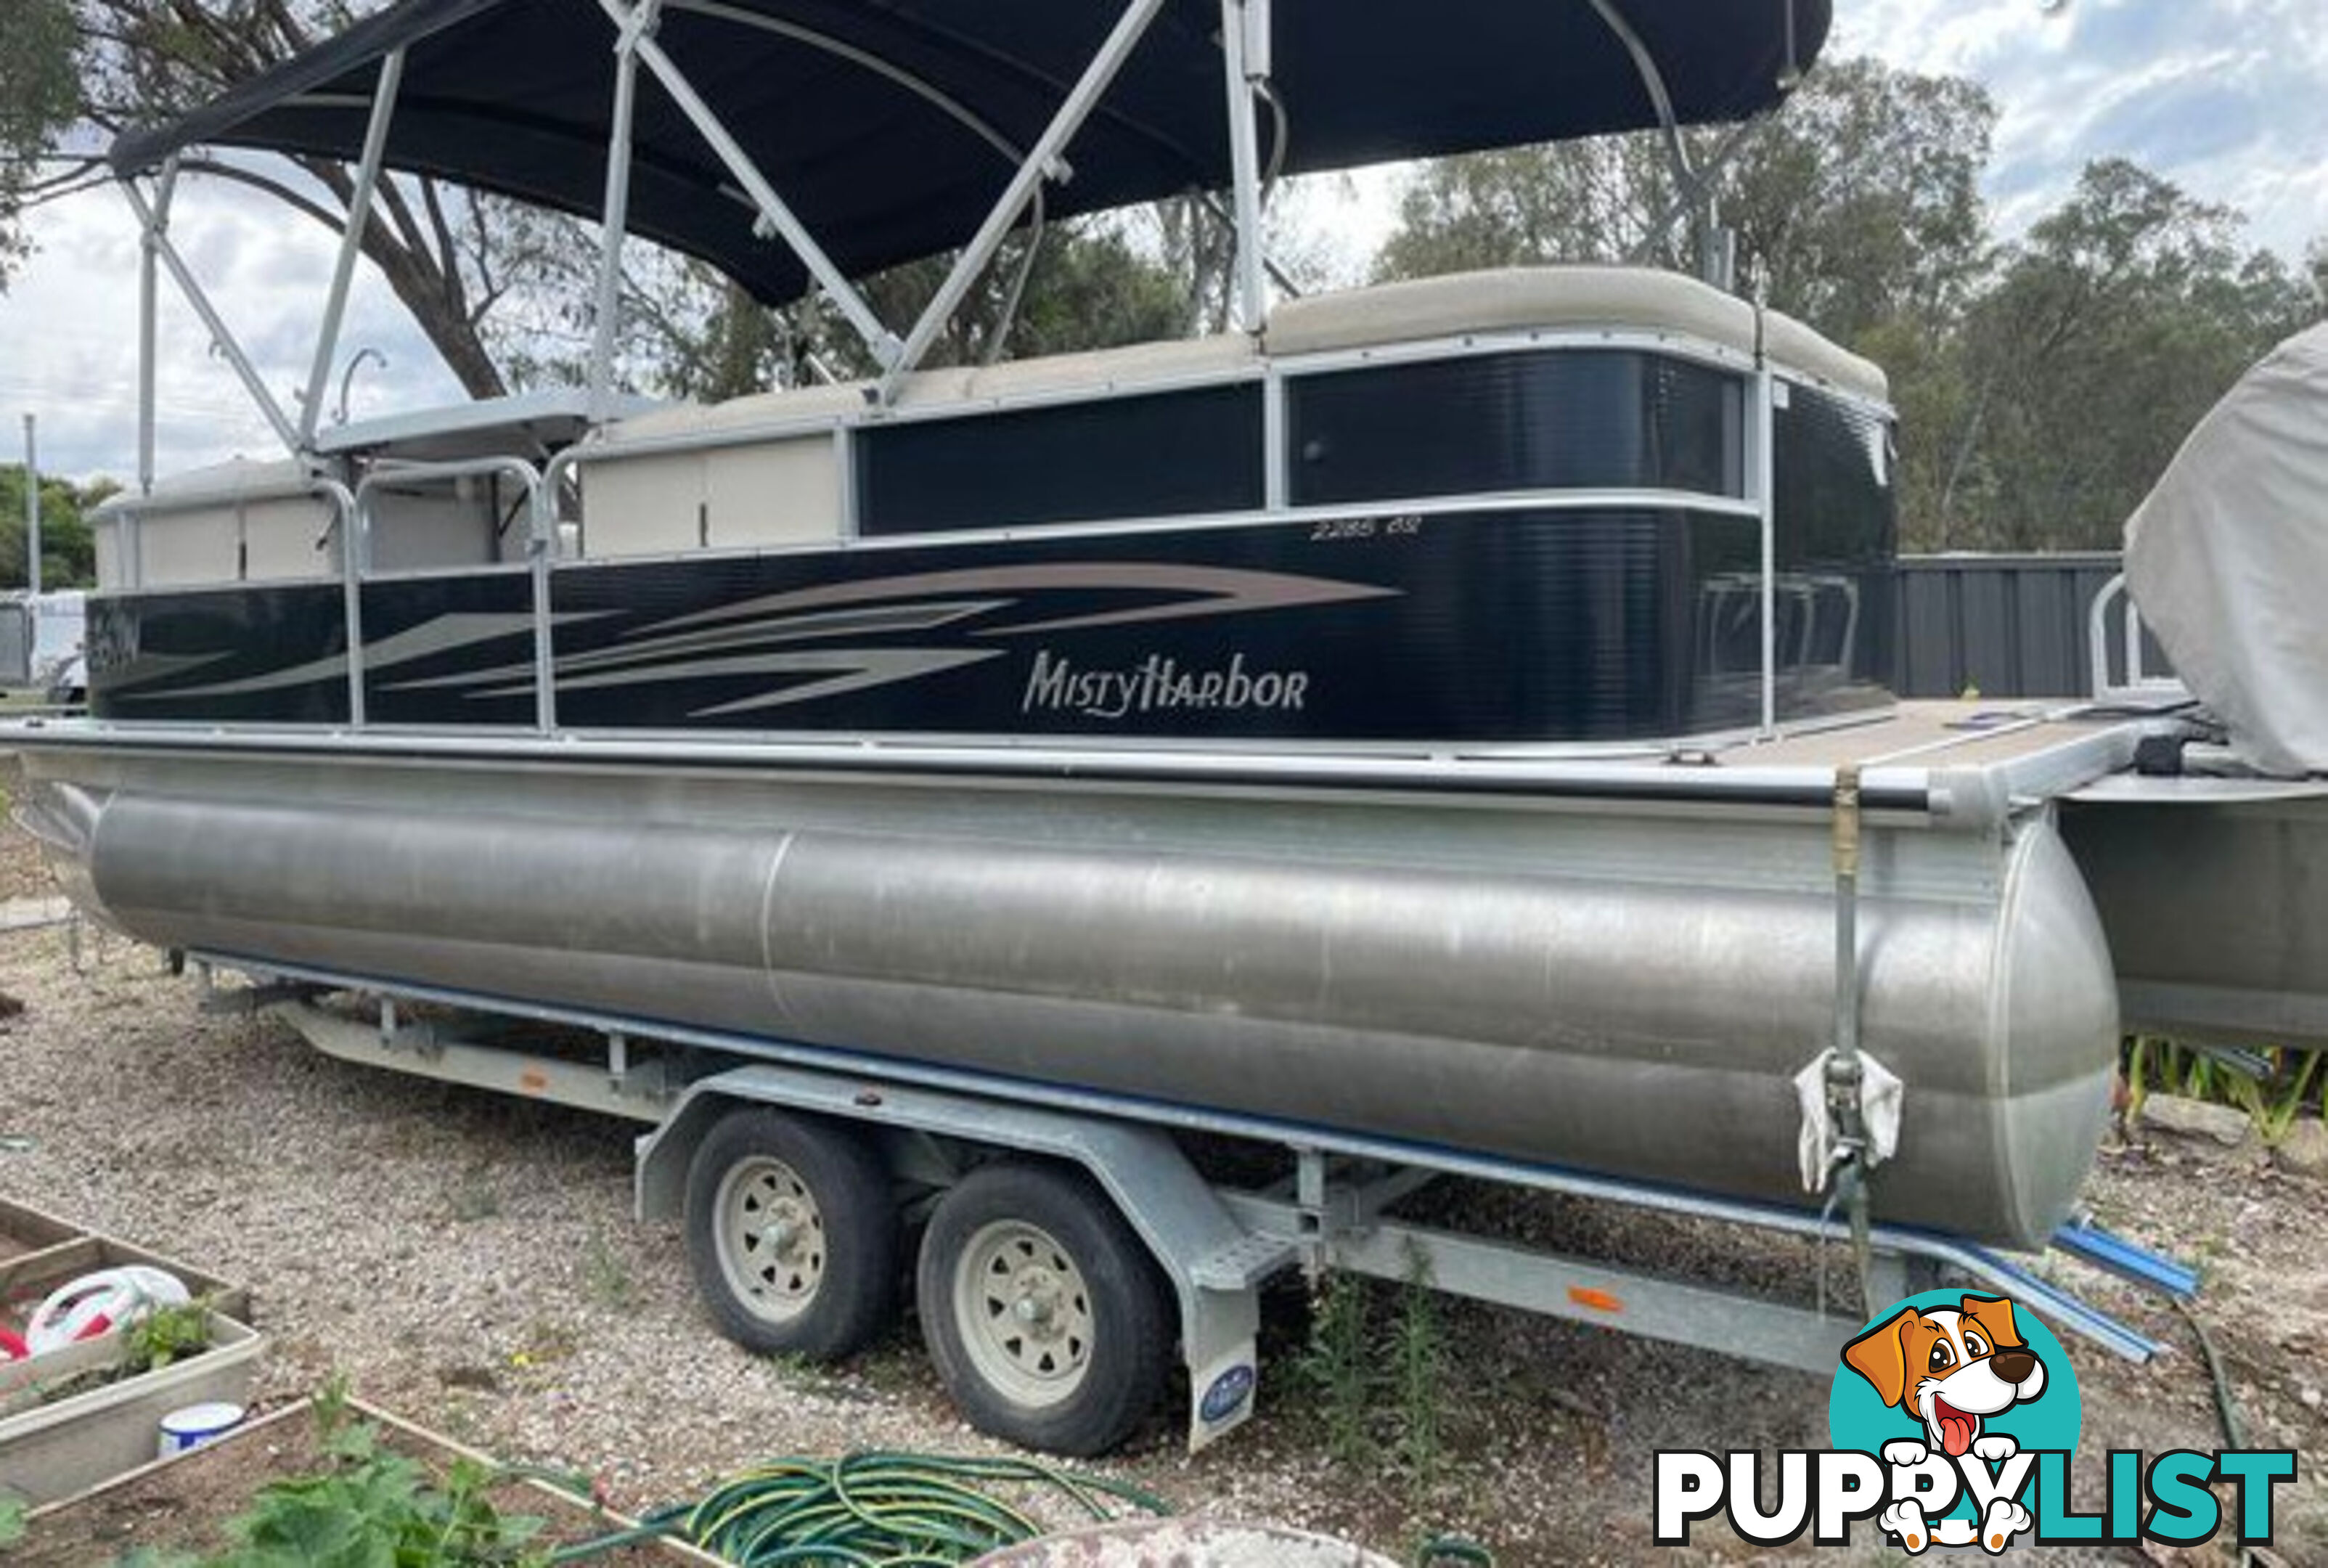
<box><xmin>1892</xmin><ymin>552</ymin><xmax>2170</xmax><ymax>699</ymax></box>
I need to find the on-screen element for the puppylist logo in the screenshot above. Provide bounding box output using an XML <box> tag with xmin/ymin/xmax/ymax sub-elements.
<box><xmin>1655</xmin><ymin>1290</ymin><xmax>2299</xmax><ymax>1553</ymax></box>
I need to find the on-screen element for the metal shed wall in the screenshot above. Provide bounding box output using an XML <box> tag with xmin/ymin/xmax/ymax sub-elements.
<box><xmin>1892</xmin><ymin>553</ymin><xmax>2169</xmax><ymax>699</ymax></box>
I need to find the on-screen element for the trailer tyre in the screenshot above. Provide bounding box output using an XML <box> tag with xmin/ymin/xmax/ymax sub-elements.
<box><xmin>685</xmin><ymin>1108</ymin><xmax>897</xmax><ymax>1361</ymax></box>
<box><xmin>917</xmin><ymin>1162</ymin><xmax>1170</xmax><ymax>1456</ymax></box>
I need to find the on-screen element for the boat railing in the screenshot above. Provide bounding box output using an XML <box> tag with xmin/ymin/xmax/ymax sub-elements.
<box><xmin>2087</xmin><ymin>572</ymin><xmax>2184</xmax><ymax>703</ymax></box>
<box><xmin>351</xmin><ymin>457</ymin><xmax>546</xmax><ymax>729</ymax></box>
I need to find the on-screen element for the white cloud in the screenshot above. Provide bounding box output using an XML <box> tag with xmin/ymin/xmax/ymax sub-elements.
<box><xmin>1844</xmin><ymin>0</ymin><xmax>2328</xmax><ymax>257</ymax></box>
<box><xmin>1</xmin><ymin>175</ymin><xmax>461</xmax><ymax>484</ymax></box>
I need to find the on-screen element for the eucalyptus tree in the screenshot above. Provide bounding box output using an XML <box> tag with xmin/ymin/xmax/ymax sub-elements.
<box><xmin>0</xmin><ymin>0</ymin><xmax>81</xmax><ymax>287</ymax></box>
<box><xmin>1938</xmin><ymin>159</ymin><xmax>2319</xmax><ymax>550</ymax></box>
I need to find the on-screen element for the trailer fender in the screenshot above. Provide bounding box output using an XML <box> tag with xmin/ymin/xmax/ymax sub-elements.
<box><xmin>637</xmin><ymin>1063</ymin><xmax>1288</xmax><ymax>1451</ymax></box>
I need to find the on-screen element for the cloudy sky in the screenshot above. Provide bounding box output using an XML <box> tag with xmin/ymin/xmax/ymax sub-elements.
<box><xmin>4</xmin><ymin>0</ymin><xmax>2327</xmax><ymax>483</ymax></box>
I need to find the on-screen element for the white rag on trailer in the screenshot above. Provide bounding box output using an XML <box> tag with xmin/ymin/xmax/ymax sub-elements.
<box><xmin>2126</xmin><ymin>320</ymin><xmax>2328</xmax><ymax>775</ymax></box>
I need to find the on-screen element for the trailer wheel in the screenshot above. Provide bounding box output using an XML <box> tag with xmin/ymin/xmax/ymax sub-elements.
<box><xmin>685</xmin><ymin>1108</ymin><xmax>897</xmax><ymax>1360</ymax></box>
<box><xmin>917</xmin><ymin>1163</ymin><xmax>1170</xmax><ymax>1455</ymax></box>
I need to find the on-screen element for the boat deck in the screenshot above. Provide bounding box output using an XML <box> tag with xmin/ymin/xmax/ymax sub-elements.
<box><xmin>2</xmin><ymin>695</ymin><xmax>2196</xmax><ymax>840</ymax></box>
<box><xmin>1724</xmin><ymin>698</ymin><xmax>2162</xmax><ymax>769</ymax></box>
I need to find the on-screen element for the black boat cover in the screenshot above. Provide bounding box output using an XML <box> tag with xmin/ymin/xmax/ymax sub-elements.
<box><xmin>110</xmin><ymin>0</ymin><xmax>1828</xmax><ymax>306</ymax></box>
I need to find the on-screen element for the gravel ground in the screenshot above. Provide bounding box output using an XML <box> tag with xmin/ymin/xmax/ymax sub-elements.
<box><xmin>0</xmin><ymin>822</ymin><xmax>2321</xmax><ymax>1565</ymax></box>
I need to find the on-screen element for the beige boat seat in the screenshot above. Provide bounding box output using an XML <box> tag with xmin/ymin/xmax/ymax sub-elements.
<box><xmin>1265</xmin><ymin>265</ymin><xmax>1887</xmax><ymax>401</ymax></box>
<box><xmin>577</xmin><ymin>265</ymin><xmax>1886</xmax><ymax>558</ymax></box>
<box><xmin>94</xmin><ymin>458</ymin><xmax>339</xmax><ymax>589</ymax></box>
<box><xmin>586</xmin><ymin>332</ymin><xmax>1258</xmax><ymax>556</ymax></box>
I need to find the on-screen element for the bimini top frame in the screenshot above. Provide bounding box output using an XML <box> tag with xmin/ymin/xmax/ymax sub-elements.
<box><xmin>108</xmin><ymin>0</ymin><xmax>1827</xmax><ymax>460</ymax></box>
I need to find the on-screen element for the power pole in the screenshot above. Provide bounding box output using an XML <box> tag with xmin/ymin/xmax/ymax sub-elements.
<box><xmin>20</xmin><ymin>414</ymin><xmax>39</xmax><ymax>597</ymax></box>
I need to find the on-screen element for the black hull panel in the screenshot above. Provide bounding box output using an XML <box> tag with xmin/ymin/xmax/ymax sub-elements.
<box><xmin>91</xmin><ymin>508</ymin><xmax>1892</xmax><ymax>743</ymax></box>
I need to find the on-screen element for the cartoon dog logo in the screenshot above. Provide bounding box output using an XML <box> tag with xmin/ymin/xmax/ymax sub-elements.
<box><xmin>1843</xmin><ymin>1293</ymin><xmax>2046</xmax><ymax>1553</ymax></box>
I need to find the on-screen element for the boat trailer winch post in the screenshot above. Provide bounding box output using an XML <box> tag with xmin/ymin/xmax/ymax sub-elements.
<box><xmin>243</xmin><ymin>980</ymin><xmax>2183</xmax><ymax>1455</ymax></box>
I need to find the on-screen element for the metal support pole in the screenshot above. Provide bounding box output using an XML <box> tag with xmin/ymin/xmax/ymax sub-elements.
<box><xmin>1584</xmin><ymin>0</ymin><xmax>1715</xmax><ymax>282</ymax></box>
<box><xmin>589</xmin><ymin>3</ymin><xmax>653</xmax><ymax>417</ymax></box>
<box><xmin>530</xmin><ymin>489</ymin><xmax>558</xmax><ymax>734</ymax></box>
<box><xmin>881</xmin><ymin>0</ymin><xmax>1170</xmax><ymax>401</ymax></box>
<box><xmin>136</xmin><ymin>161</ymin><xmax>178</xmax><ymax>498</ymax></box>
<box><xmin>1218</xmin><ymin>0</ymin><xmax>1268</xmax><ymax>335</ymax></box>
<box><xmin>20</xmin><ymin>415</ymin><xmax>39</xmax><ymax>595</ymax></box>
<box><xmin>299</xmin><ymin>48</ymin><xmax>407</xmax><ymax>451</ymax></box>
<box><xmin>597</xmin><ymin>0</ymin><xmax>899</xmax><ymax>368</ymax></box>
<box><xmin>315</xmin><ymin>478</ymin><xmax>362</xmax><ymax>726</ymax></box>
<box><xmin>1755</xmin><ymin>357</ymin><xmax>1777</xmax><ymax>737</ymax></box>
<box><xmin>119</xmin><ymin>181</ymin><xmax>301</xmax><ymax>454</ymax></box>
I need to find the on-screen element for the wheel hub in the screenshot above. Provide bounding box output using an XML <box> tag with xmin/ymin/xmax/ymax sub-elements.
<box><xmin>954</xmin><ymin>1220</ymin><xmax>1094</xmax><ymax>1407</ymax></box>
<box><xmin>714</xmin><ymin>1156</ymin><xmax>826</xmax><ymax>1323</ymax></box>
<box><xmin>759</xmin><ymin>1202</ymin><xmax>808</xmax><ymax>1260</ymax></box>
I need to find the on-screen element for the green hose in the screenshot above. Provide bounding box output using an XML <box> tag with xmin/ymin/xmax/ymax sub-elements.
<box><xmin>550</xmin><ymin>1450</ymin><xmax>1172</xmax><ymax>1566</ymax></box>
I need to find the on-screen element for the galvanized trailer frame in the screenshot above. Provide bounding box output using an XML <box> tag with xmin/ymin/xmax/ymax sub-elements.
<box><xmin>199</xmin><ymin>870</ymin><xmax>2189</xmax><ymax>1458</ymax></box>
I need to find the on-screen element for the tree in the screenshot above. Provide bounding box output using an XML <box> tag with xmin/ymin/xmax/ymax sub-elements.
<box><xmin>60</xmin><ymin>0</ymin><xmax>512</xmax><ymax>398</ymax></box>
<box><xmin>1720</xmin><ymin>60</ymin><xmax>1994</xmax><ymax>341</ymax></box>
<box><xmin>0</xmin><ymin>465</ymin><xmax>102</xmax><ymax>589</ymax></box>
<box><xmin>1376</xmin><ymin>139</ymin><xmax>1680</xmax><ymax>284</ymax></box>
<box><xmin>1373</xmin><ymin>57</ymin><xmax>1998</xmax><ymax>347</ymax></box>
<box><xmin>490</xmin><ymin>208</ymin><xmax>1195</xmax><ymax>399</ymax></box>
<box><xmin>1935</xmin><ymin>159</ymin><xmax>2319</xmax><ymax>550</ymax></box>
<box><xmin>0</xmin><ymin>0</ymin><xmax>80</xmax><ymax>287</ymax></box>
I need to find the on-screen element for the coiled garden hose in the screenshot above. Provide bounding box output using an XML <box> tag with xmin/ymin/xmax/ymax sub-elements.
<box><xmin>549</xmin><ymin>1450</ymin><xmax>1172</xmax><ymax>1566</ymax></box>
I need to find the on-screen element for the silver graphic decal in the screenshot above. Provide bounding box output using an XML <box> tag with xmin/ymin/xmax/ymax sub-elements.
<box><xmin>128</xmin><ymin>561</ymin><xmax>1394</xmax><ymax>716</ymax></box>
<box><xmin>627</xmin><ymin>563</ymin><xmax>1400</xmax><ymax>642</ymax></box>
<box><xmin>462</xmin><ymin>648</ymin><xmax>1001</xmax><ymax>709</ymax></box>
<box><xmin>97</xmin><ymin>650</ymin><xmax>234</xmax><ymax>695</ymax></box>
<box><xmin>148</xmin><ymin>613</ymin><xmax>608</xmax><ymax>701</ymax></box>
<box><xmin>383</xmin><ymin>600</ymin><xmax>1008</xmax><ymax>693</ymax></box>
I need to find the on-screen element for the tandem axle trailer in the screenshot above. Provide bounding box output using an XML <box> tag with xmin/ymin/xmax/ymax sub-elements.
<box><xmin>197</xmin><ymin>964</ymin><xmax>2189</xmax><ymax>1458</ymax></box>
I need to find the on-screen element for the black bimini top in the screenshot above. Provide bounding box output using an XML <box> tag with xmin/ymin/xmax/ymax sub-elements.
<box><xmin>111</xmin><ymin>0</ymin><xmax>1828</xmax><ymax>307</ymax></box>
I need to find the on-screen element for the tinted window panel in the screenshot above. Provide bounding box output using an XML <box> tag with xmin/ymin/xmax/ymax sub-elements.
<box><xmin>1288</xmin><ymin>349</ymin><xmax>1744</xmax><ymax>505</ymax></box>
<box><xmin>1773</xmin><ymin>383</ymin><xmax>1898</xmax><ymax>698</ymax></box>
<box><xmin>858</xmin><ymin>383</ymin><xmax>1264</xmax><ymax>535</ymax></box>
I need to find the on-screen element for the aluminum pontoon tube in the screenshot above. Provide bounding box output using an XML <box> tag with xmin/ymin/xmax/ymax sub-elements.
<box><xmin>24</xmin><ymin>746</ymin><xmax>2117</xmax><ymax>1246</ymax></box>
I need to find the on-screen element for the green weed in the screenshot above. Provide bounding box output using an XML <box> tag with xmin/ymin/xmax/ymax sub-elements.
<box><xmin>2124</xmin><ymin>1037</ymin><xmax>2323</xmax><ymax>1144</ymax></box>
<box><xmin>126</xmin><ymin>1296</ymin><xmax>213</xmax><ymax>1375</ymax></box>
<box><xmin>1296</xmin><ymin>1267</ymin><xmax>1375</xmax><ymax>1465</ymax></box>
<box><xmin>1393</xmin><ymin>1246</ymin><xmax>1446</xmax><ymax>1509</ymax></box>
<box><xmin>1294</xmin><ymin>1258</ymin><xmax>1450</xmax><ymax>1499</ymax></box>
